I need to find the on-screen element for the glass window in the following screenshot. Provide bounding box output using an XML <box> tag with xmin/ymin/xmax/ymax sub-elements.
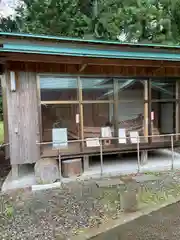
<box><xmin>41</xmin><ymin>104</ymin><xmax>80</xmax><ymax>142</ymax></box>
<box><xmin>117</xmin><ymin>79</ymin><xmax>144</xmax><ymax>102</ymax></box>
<box><xmin>151</xmin><ymin>79</ymin><xmax>175</xmax><ymax>100</ymax></box>
<box><xmin>41</xmin><ymin>104</ymin><xmax>81</xmax><ymax>154</ymax></box>
<box><xmin>83</xmin><ymin>103</ymin><xmax>114</xmax><ymax>138</ymax></box>
<box><xmin>81</xmin><ymin>77</ymin><xmax>113</xmax><ymax>101</ymax></box>
<box><xmin>117</xmin><ymin>101</ymin><xmax>145</xmax><ymax>142</ymax></box>
<box><xmin>40</xmin><ymin>76</ymin><xmax>78</xmax><ymax>101</ymax></box>
<box><xmin>151</xmin><ymin>102</ymin><xmax>175</xmax><ymax>143</ymax></box>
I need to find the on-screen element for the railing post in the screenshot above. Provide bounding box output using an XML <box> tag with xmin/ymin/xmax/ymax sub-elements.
<box><xmin>171</xmin><ymin>135</ymin><xmax>174</xmax><ymax>171</ymax></box>
<box><xmin>100</xmin><ymin>139</ymin><xmax>103</xmax><ymax>177</ymax></box>
<box><xmin>137</xmin><ymin>135</ymin><xmax>140</xmax><ymax>173</ymax></box>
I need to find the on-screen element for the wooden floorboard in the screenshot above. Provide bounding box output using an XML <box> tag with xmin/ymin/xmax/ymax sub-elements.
<box><xmin>41</xmin><ymin>140</ymin><xmax>180</xmax><ymax>159</ymax></box>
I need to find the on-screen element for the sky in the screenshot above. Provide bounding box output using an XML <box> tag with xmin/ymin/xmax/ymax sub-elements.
<box><xmin>0</xmin><ymin>0</ymin><xmax>18</xmax><ymax>17</ymax></box>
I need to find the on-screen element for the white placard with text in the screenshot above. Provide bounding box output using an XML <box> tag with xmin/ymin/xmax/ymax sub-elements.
<box><xmin>101</xmin><ymin>127</ymin><xmax>112</xmax><ymax>138</ymax></box>
<box><xmin>130</xmin><ymin>131</ymin><xmax>140</xmax><ymax>144</ymax></box>
<box><xmin>86</xmin><ymin>138</ymin><xmax>100</xmax><ymax>147</ymax></box>
<box><xmin>118</xmin><ymin>128</ymin><xmax>127</xmax><ymax>144</ymax></box>
<box><xmin>52</xmin><ymin>128</ymin><xmax>68</xmax><ymax>148</ymax></box>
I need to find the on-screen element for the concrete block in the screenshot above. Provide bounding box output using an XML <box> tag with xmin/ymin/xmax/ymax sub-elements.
<box><xmin>83</xmin><ymin>155</ymin><xmax>89</xmax><ymax>171</ymax></box>
<box><xmin>62</xmin><ymin>158</ymin><xmax>82</xmax><ymax>178</ymax></box>
<box><xmin>141</xmin><ymin>150</ymin><xmax>148</xmax><ymax>165</ymax></box>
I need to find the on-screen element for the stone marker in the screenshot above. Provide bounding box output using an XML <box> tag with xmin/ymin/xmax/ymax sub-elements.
<box><xmin>120</xmin><ymin>190</ymin><xmax>138</xmax><ymax>212</ymax></box>
<box><xmin>34</xmin><ymin>158</ymin><xmax>59</xmax><ymax>184</ymax></box>
<box><xmin>120</xmin><ymin>176</ymin><xmax>139</xmax><ymax>212</ymax></box>
<box><xmin>62</xmin><ymin>158</ymin><xmax>82</xmax><ymax>178</ymax></box>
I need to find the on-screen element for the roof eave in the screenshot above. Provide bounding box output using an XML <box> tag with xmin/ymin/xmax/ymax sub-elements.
<box><xmin>1</xmin><ymin>48</ymin><xmax>180</xmax><ymax>62</ymax></box>
<box><xmin>0</xmin><ymin>32</ymin><xmax>180</xmax><ymax>51</ymax></box>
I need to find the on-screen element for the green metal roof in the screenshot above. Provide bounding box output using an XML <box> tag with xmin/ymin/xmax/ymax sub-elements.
<box><xmin>0</xmin><ymin>31</ymin><xmax>180</xmax><ymax>50</ymax></box>
<box><xmin>2</xmin><ymin>42</ymin><xmax>180</xmax><ymax>61</ymax></box>
<box><xmin>1</xmin><ymin>32</ymin><xmax>180</xmax><ymax>61</ymax></box>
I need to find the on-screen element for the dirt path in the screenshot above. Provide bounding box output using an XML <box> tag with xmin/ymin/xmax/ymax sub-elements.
<box><xmin>112</xmin><ymin>202</ymin><xmax>180</xmax><ymax>240</ymax></box>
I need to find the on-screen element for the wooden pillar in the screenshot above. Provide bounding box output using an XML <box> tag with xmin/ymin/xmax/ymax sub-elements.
<box><xmin>77</xmin><ymin>76</ymin><xmax>84</xmax><ymax>149</ymax></box>
<box><xmin>148</xmin><ymin>79</ymin><xmax>152</xmax><ymax>143</ymax></box>
<box><xmin>5</xmin><ymin>70</ymin><xmax>40</xmax><ymax>165</ymax></box>
<box><xmin>113</xmin><ymin>79</ymin><xmax>119</xmax><ymax>144</ymax></box>
<box><xmin>144</xmin><ymin>80</ymin><xmax>148</xmax><ymax>143</ymax></box>
<box><xmin>36</xmin><ymin>75</ymin><xmax>43</xmax><ymax>148</ymax></box>
<box><xmin>176</xmin><ymin>80</ymin><xmax>180</xmax><ymax>141</ymax></box>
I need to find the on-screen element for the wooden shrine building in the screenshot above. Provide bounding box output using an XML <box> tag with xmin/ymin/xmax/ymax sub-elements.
<box><xmin>1</xmin><ymin>32</ymin><xmax>180</xmax><ymax>176</ymax></box>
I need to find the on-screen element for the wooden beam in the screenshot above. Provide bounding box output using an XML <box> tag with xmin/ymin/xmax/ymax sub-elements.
<box><xmin>41</xmin><ymin>101</ymin><xmax>79</xmax><ymax>105</ymax></box>
<box><xmin>4</xmin><ymin>52</ymin><xmax>180</xmax><ymax>68</ymax></box>
<box><xmin>82</xmin><ymin>100</ymin><xmax>113</xmax><ymax>104</ymax></box>
<box><xmin>148</xmin><ymin>79</ymin><xmax>152</xmax><ymax>143</ymax></box>
<box><xmin>144</xmin><ymin>80</ymin><xmax>148</xmax><ymax>143</ymax></box>
<box><xmin>36</xmin><ymin>75</ymin><xmax>43</xmax><ymax>148</ymax></box>
<box><xmin>176</xmin><ymin>80</ymin><xmax>180</xmax><ymax>140</ymax></box>
<box><xmin>77</xmin><ymin>76</ymin><xmax>84</xmax><ymax>149</ymax></box>
<box><xmin>79</xmin><ymin>64</ymin><xmax>88</xmax><ymax>72</ymax></box>
<box><xmin>113</xmin><ymin>79</ymin><xmax>119</xmax><ymax>145</ymax></box>
<box><xmin>5</xmin><ymin>59</ymin><xmax>180</xmax><ymax>77</ymax></box>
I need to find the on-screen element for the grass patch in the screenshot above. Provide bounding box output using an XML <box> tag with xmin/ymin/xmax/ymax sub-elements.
<box><xmin>0</xmin><ymin>121</ymin><xmax>4</xmax><ymax>144</ymax></box>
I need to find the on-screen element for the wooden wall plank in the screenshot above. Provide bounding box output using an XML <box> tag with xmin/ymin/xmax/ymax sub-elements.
<box><xmin>5</xmin><ymin>70</ymin><xmax>40</xmax><ymax>164</ymax></box>
<box><xmin>1</xmin><ymin>74</ymin><xmax>10</xmax><ymax>159</ymax></box>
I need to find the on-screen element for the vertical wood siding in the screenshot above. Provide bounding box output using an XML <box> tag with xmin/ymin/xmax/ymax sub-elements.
<box><xmin>6</xmin><ymin>71</ymin><xmax>40</xmax><ymax>164</ymax></box>
<box><xmin>1</xmin><ymin>74</ymin><xmax>10</xmax><ymax>159</ymax></box>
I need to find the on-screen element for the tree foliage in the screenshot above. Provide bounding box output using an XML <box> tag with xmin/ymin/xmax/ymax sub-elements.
<box><xmin>1</xmin><ymin>0</ymin><xmax>180</xmax><ymax>44</ymax></box>
<box><xmin>0</xmin><ymin>16</ymin><xmax>19</xmax><ymax>32</ymax></box>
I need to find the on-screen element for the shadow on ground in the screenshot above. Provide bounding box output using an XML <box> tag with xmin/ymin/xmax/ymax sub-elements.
<box><xmin>0</xmin><ymin>151</ymin><xmax>10</xmax><ymax>189</ymax></box>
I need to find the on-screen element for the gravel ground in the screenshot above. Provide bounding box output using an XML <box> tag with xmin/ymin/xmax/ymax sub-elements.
<box><xmin>1</xmin><ymin>171</ymin><xmax>180</xmax><ymax>239</ymax></box>
<box><xmin>93</xmin><ymin>201</ymin><xmax>180</xmax><ymax>240</ymax></box>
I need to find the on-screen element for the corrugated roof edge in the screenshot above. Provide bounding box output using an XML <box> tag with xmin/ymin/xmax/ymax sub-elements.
<box><xmin>0</xmin><ymin>32</ymin><xmax>180</xmax><ymax>50</ymax></box>
<box><xmin>2</xmin><ymin>47</ymin><xmax>180</xmax><ymax>61</ymax></box>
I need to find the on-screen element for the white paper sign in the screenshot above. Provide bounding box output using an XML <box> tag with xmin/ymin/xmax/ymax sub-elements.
<box><xmin>10</xmin><ymin>71</ymin><xmax>16</xmax><ymax>91</ymax></box>
<box><xmin>101</xmin><ymin>127</ymin><xmax>112</xmax><ymax>138</ymax></box>
<box><xmin>76</xmin><ymin>114</ymin><xmax>80</xmax><ymax>123</ymax></box>
<box><xmin>118</xmin><ymin>128</ymin><xmax>127</xmax><ymax>144</ymax></box>
<box><xmin>86</xmin><ymin>138</ymin><xmax>100</xmax><ymax>147</ymax></box>
<box><xmin>151</xmin><ymin>111</ymin><xmax>154</xmax><ymax>121</ymax></box>
<box><xmin>52</xmin><ymin>128</ymin><xmax>68</xmax><ymax>148</ymax></box>
<box><xmin>130</xmin><ymin>131</ymin><xmax>139</xmax><ymax>144</ymax></box>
